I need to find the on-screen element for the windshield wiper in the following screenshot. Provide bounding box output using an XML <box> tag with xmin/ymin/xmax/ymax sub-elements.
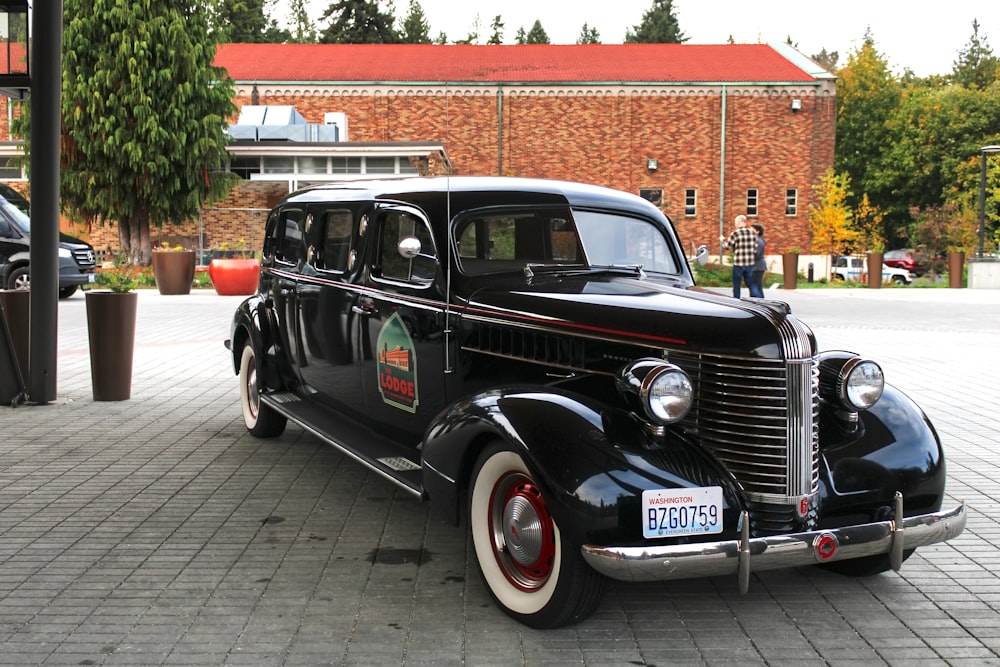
<box><xmin>523</xmin><ymin>263</ymin><xmax>645</xmax><ymax>279</ymax></box>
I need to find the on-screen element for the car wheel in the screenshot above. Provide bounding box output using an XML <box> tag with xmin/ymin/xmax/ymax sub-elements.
<box><xmin>469</xmin><ymin>442</ymin><xmax>606</xmax><ymax>628</ymax></box>
<box><xmin>58</xmin><ymin>286</ymin><xmax>78</xmax><ymax>299</ymax></box>
<box><xmin>892</xmin><ymin>275</ymin><xmax>906</xmax><ymax>285</ymax></box>
<box><xmin>239</xmin><ymin>340</ymin><xmax>286</xmax><ymax>438</ymax></box>
<box><xmin>818</xmin><ymin>549</ymin><xmax>914</xmax><ymax>577</ymax></box>
<box><xmin>7</xmin><ymin>266</ymin><xmax>29</xmax><ymax>291</ymax></box>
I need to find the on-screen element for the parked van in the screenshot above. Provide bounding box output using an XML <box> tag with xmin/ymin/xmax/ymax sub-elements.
<box><xmin>0</xmin><ymin>188</ymin><xmax>97</xmax><ymax>298</ymax></box>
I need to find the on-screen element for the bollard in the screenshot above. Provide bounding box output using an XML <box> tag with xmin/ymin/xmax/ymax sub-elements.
<box><xmin>808</xmin><ymin>262</ymin><xmax>814</xmax><ymax>283</ymax></box>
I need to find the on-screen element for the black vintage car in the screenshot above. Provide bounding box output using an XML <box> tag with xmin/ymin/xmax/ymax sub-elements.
<box><xmin>227</xmin><ymin>176</ymin><xmax>965</xmax><ymax>628</ymax></box>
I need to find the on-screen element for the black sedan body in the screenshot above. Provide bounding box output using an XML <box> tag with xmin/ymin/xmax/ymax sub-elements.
<box><xmin>227</xmin><ymin>176</ymin><xmax>965</xmax><ymax>628</ymax></box>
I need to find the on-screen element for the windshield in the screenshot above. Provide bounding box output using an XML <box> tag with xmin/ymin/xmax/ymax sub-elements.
<box><xmin>0</xmin><ymin>197</ymin><xmax>31</xmax><ymax>234</ymax></box>
<box><xmin>455</xmin><ymin>206</ymin><xmax>679</xmax><ymax>276</ymax></box>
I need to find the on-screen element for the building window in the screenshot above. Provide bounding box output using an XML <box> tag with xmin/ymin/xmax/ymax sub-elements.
<box><xmin>0</xmin><ymin>157</ymin><xmax>23</xmax><ymax>179</ymax></box>
<box><xmin>684</xmin><ymin>189</ymin><xmax>696</xmax><ymax>216</ymax></box>
<box><xmin>365</xmin><ymin>157</ymin><xmax>397</xmax><ymax>174</ymax></box>
<box><xmin>785</xmin><ymin>189</ymin><xmax>798</xmax><ymax>216</ymax></box>
<box><xmin>746</xmin><ymin>189</ymin><xmax>758</xmax><ymax>217</ymax></box>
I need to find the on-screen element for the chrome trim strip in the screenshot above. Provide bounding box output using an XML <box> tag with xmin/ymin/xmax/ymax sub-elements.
<box><xmin>580</xmin><ymin>503</ymin><xmax>966</xmax><ymax>584</ymax></box>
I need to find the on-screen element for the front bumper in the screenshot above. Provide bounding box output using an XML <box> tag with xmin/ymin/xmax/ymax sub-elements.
<box><xmin>581</xmin><ymin>494</ymin><xmax>966</xmax><ymax>593</ymax></box>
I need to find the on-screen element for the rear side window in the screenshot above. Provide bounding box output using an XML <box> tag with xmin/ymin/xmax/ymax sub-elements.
<box><xmin>263</xmin><ymin>207</ymin><xmax>305</xmax><ymax>266</ymax></box>
<box><xmin>315</xmin><ymin>209</ymin><xmax>353</xmax><ymax>272</ymax></box>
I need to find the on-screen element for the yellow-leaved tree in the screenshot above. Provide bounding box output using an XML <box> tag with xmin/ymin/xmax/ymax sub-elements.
<box><xmin>810</xmin><ymin>169</ymin><xmax>860</xmax><ymax>279</ymax></box>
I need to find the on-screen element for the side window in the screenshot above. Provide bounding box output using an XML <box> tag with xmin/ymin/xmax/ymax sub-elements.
<box><xmin>0</xmin><ymin>217</ymin><xmax>9</xmax><ymax>237</ymax></box>
<box><xmin>276</xmin><ymin>209</ymin><xmax>305</xmax><ymax>266</ymax></box>
<box><xmin>455</xmin><ymin>209</ymin><xmax>581</xmax><ymax>275</ymax></box>
<box><xmin>684</xmin><ymin>188</ymin><xmax>697</xmax><ymax>216</ymax></box>
<box><xmin>315</xmin><ymin>208</ymin><xmax>354</xmax><ymax>272</ymax></box>
<box><xmin>378</xmin><ymin>210</ymin><xmax>436</xmax><ymax>284</ymax></box>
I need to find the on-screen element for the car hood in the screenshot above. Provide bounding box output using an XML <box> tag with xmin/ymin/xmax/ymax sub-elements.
<box><xmin>462</xmin><ymin>275</ymin><xmax>811</xmax><ymax>361</ymax></box>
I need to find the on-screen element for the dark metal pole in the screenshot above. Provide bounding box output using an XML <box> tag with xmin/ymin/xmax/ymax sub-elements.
<box><xmin>28</xmin><ymin>1</ymin><xmax>63</xmax><ymax>404</ymax></box>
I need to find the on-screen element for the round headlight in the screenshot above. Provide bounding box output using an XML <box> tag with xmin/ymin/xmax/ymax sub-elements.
<box><xmin>643</xmin><ymin>365</ymin><xmax>694</xmax><ymax>423</ymax></box>
<box><xmin>842</xmin><ymin>359</ymin><xmax>884</xmax><ymax>410</ymax></box>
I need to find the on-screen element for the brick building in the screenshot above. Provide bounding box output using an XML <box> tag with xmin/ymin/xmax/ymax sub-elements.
<box><xmin>1</xmin><ymin>42</ymin><xmax>835</xmax><ymax>258</ymax></box>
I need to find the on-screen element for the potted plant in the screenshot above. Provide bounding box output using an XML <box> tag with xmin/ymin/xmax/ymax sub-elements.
<box><xmin>151</xmin><ymin>242</ymin><xmax>196</xmax><ymax>295</ymax></box>
<box><xmin>86</xmin><ymin>255</ymin><xmax>141</xmax><ymax>401</ymax></box>
<box><xmin>781</xmin><ymin>249</ymin><xmax>800</xmax><ymax>290</ymax></box>
<box><xmin>208</xmin><ymin>239</ymin><xmax>261</xmax><ymax>296</ymax></box>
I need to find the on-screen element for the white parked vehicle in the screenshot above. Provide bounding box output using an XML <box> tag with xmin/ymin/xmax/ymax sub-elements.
<box><xmin>832</xmin><ymin>256</ymin><xmax>912</xmax><ymax>285</ymax></box>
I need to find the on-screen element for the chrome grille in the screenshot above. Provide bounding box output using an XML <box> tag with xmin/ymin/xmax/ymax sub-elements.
<box><xmin>669</xmin><ymin>349</ymin><xmax>820</xmax><ymax>506</ymax></box>
<box><xmin>71</xmin><ymin>248</ymin><xmax>97</xmax><ymax>270</ymax></box>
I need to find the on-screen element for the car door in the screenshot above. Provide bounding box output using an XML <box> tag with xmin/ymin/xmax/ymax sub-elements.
<box><xmin>260</xmin><ymin>205</ymin><xmax>307</xmax><ymax>386</ymax></box>
<box><xmin>295</xmin><ymin>205</ymin><xmax>368</xmax><ymax>417</ymax></box>
<box><xmin>357</xmin><ymin>204</ymin><xmax>448</xmax><ymax>444</ymax></box>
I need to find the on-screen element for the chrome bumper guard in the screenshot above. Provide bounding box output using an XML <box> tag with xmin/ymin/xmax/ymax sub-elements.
<box><xmin>581</xmin><ymin>494</ymin><xmax>966</xmax><ymax>593</ymax></box>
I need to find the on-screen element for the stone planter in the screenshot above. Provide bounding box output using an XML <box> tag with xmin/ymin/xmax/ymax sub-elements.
<box><xmin>968</xmin><ymin>257</ymin><xmax>1000</xmax><ymax>288</ymax></box>
<box><xmin>866</xmin><ymin>252</ymin><xmax>884</xmax><ymax>289</ymax></box>
<box><xmin>151</xmin><ymin>249</ymin><xmax>195</xmax><ymax>295</ymax></box>
<box><xmin>208</xmin><ymin>258</ymin><xmax>261</xmax><ymax>296</ymax></box>
<box><xmin>948</xmin><ymin>251</ymin><xmax>965</xmax><ymax>289</ymax></box>
<box><xmin>781</xmin><ymin>253</ymin><xmax>799</xmax><ymax>290</ymax></box>
<box><xmin>85</xmin><ymin>291</ymin><xmax>138</xmax><ymax>401</ymax></box>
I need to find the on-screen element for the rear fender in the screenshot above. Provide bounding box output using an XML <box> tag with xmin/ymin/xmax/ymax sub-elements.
<box><xmin>421</xmin><ymin>386</ymin><xmax>742</xmax><ymax>545</ymax></box>
<box><xmin>229</xmin><ymin>296</ymin><xmax>285</xmax><ymax>390</ymax></box>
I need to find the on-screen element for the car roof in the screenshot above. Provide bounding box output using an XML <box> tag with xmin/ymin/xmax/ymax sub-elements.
<box><xmin>280</xmin><ymin>176</ymin><xmax>663</xmax><ymax>219</ymax></box>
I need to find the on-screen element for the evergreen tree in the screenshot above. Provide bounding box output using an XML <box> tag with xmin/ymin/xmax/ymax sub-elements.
<box><xmin>515</xmin><ymin>26</ymin><xmax>526</xmax><ymax>45</ymax></box>
<box><xmin>288</xmin><ymin>0</ymin><xmax>318</xmax><ymax>42</ymax></box>
<box><xmin>812</xmin><ymin>48</ymin><xmax>839</xmax><ymax>73</ymax></box>
<box><xmin>320</xmin><ymin>0</ymin><xmax>400</xmax><ymax>44</ymax></box>
<box><xmin>400</xmin><ymin>0</ymin><xmax>431</xmax><ymax>43</ymax></box>
<box><xmin>953</xmin><ymin>19</ymin><xmax>998</xmax><ymax>89</ymax></box>
<box><xmin>625</xmin><ymin>0</ymin><xmax>687</xmax><ymax>44</ymax></box>
<box><xmin>208</xmin><ymin>0</ymin><xmax>290</xmax><ymax>43</ymax></box>
<box><xmin>577</xmin><ymin>23</ymin><xmax>600</xmax><ymax>44</ymax></box>
<box><xmin>454</xmin><ymin>13</ymin><xmax>480</xmax><ymax>44</ymax></box>
<box><xmin>487</xmin><ymin>15</ymin><xmax>504</xmax><ymax>45</ymax></box>
<box><xmin>18</xmin><ymin>0</ymin><xmax>236</xmax><ymax>264</ymax></box>
<box><xmin>524</xmin><ymin>20</ymin><xmax>550</xmax><ymax>44</ymax></box>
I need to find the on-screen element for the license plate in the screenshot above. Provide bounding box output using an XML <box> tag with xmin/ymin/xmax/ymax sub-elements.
<box><xmin>87</xmin><ymin>274</ymin><xmax>96</xmax><ymax>283</ymax></box>
<box><xmin>642</xmin><ymin>486</ymin><xmax>723</xmax><ymax>538</ymax></box>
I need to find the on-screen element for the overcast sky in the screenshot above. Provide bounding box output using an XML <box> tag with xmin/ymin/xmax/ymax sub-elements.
<box><xmin>299</xmin><ymin>0</ymin><xmax>998</xmax><ymax>77</ymax></box>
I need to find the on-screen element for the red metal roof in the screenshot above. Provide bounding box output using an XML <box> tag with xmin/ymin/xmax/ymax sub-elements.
<box><xmin>214</xmin><ymin>43</ymin><xmax>817</xmax><ymax>84</ymax></box>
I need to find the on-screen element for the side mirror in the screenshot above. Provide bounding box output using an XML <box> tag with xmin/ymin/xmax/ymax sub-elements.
<box><xmin>398</xmin><ymin>235</ymin><xmax>422</xmax><ymax>259</ymax></box>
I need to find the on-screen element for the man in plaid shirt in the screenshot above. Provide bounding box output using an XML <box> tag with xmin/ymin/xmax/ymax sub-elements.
<box><xmin>721</xmin><ymin>215</ymin><xmax>762</xmax><ymax>298</ymax></box>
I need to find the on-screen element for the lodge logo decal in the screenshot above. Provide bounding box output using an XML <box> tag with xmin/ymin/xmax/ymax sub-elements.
<box><xmin>376</xmin><ymin>312</ymin><xmax>419</xmax><ymax>413</ymax></box>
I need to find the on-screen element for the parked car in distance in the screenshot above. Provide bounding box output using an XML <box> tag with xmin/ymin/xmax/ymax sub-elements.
<box><xmin>0</xmin><ymin>191</ymin><xmax>97</xmax><ymax>298</ymax></box>
<box><xmin>226</xmin><ymin>176</ymin><xmax>965</xmax><ymax>628</ymax></box>
<box><xmin>833</xmin><ymin>255</ymin><xmax>912</xmax><ymax>285</ymax></box>
<box><xmin>883</xmin><ymin>248</ymin><xmax>927</xmax><ymax>276</ymax></box>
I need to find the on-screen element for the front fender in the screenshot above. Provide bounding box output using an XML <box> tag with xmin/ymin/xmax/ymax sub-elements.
<box><xmin>422</xmin><ymin>386</ymin><xmax>743</xmax><ymax>545</ymax></box>
<box><xmin>818</xmin><ymin>383</ymin><xmax>946</xmax><ymax>525</ymax></box>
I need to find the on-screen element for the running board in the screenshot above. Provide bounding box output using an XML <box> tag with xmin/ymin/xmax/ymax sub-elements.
<box><xmin>260</xmin><ymin>392</ymin><xmax>424</xmax><ymax>498</ymax></box>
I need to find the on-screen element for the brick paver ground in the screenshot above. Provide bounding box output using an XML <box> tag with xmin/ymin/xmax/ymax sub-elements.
<box><xmin>0</xmin><ymin>287</ymin><xmax>997</xmax><ymax>666</ymax></box>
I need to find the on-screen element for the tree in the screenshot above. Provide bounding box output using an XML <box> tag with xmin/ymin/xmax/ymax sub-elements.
<box><xmin>319</xmin><ymin>0</ymin><xmax>399</xmax><ymax>44</ymax></box>
<box><xmin>834</xmin><ymin>30</ymin><xmax>900</xmax><ymax>213</ymax></box>
<box><xmin>514</xmin><ymin>26</ymin><xmax>526</xmax><ymax>44</ymax></box>
<box><xmin>809</xmin><ymin>169</ymin><xmax>859</xmax><ymax>262</ymax></box>
<box><xmin>523</xmin><ymin>20</ymin><xmax>550</xmax><ymax>45</ymax></box>
<box><xmin>577</xmin><ymin>23</ymin><xmax>600</xmax><ymax>44</ymax></box>
<box><xmin>20</xmin><ymin>1</ymin><xmax>236</xmax><ymax>265</ymax></box>
<box><xmin>400</xmin><ymin>0</ymin><xmax>431</xmax><ymax>43</ymax></box>
<box><xmin>874</xmin><ymin>83</ymin><xmax>1000</xmax><ymax>234</ymax></box>
<box><xmin>287</xmin><ymin>0</ymin><xmax>318</xmax><ymax>42</ymax></box>
<box><xmin>952</xmin><ymin>19</ymin><xmax>998</xmax><ymax>89</ymax></box>
<box><xmin>625</xmin><ymin>0</ymin><xmax>688</xmax><ymax>44</ymax></box>
<box><xmin>454</xmin><ymin>13</ymin><xmax>481</xmax><ymax>44</ymax></box>
<box><xmin>812</xmin><ymin>47</ymin><xmax>839</xmax><ymax>72</ymax></box>
<box><xmin>487</xmin><ymin>15</ymin><xmax>504</xmax><ymax>45</ymax></box>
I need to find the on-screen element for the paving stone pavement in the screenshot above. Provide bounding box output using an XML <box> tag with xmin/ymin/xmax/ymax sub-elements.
<box><xmin>0</xmin><ymin>287</ymin><xmax>998</xmax><ymax>666</ymax></box>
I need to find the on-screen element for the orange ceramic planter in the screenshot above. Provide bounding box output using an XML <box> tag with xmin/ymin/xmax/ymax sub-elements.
<box><xmin>209</xmin><ymin>258</ymin><xmax>261</xmax><ymax>296</ymax></box>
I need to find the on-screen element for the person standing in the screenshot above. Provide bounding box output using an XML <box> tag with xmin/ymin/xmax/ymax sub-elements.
<box><xmin>751</xmin><ymin>223</ymin><xmax>766</xmax><ymax>297</ymax></box>
<box><xmin>721</xmin><ymin>215</ymin><xmax>759</xmax><ymax>298</ymax></box>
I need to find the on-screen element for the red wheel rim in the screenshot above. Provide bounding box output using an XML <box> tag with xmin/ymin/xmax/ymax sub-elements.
<box><xmin>488</xmin><ymin>471</ymin><xmax>557</xmax><ymax>590</ymax></box>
